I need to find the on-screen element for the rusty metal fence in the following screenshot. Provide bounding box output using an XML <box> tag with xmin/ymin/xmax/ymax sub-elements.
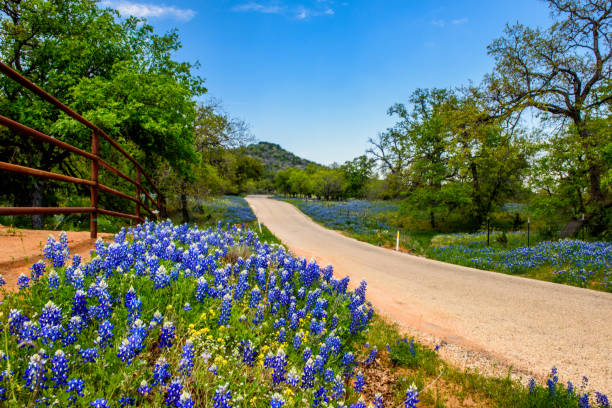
<box><xmin>0</xmin><ymin>61</ymin><xmax>165</xmax><ymax>238</ymax></box>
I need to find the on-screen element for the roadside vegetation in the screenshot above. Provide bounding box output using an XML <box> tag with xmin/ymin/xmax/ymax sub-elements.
<box><xmin>1</xmin><ymin>218</ymin><xmax>609</xmax><ymax>407</ymax></box>
<box><xmin>277</xmin><ymin>198</ymin><xmax>611</xmax><ymax>292</ymax></box>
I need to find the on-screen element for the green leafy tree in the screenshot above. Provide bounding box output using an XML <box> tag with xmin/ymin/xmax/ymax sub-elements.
<box><xmin>486</xmin><ymin>0</ymin><xmax>611</xmax><ymax>233</ymax></box>
<box><xmin>0</xmin><ymin>0</ymin><xmax>204</xmax><ymax>226</ymax></box>
<box><xmin>341</xmin><ymin>155</ymin><xmax>375</xmax><ymax>198</ymax></box>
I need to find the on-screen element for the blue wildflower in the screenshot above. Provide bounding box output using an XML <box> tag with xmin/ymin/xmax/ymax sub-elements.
<box><xmin>159</xmin><ymin>321</ymin><xmax>175</xmax><ymax>349</ymax></box>
<box><xmin>404</xmin><ymin>384</ymin><xmax>419</xmax><ymax>408</ymax></box>
<box><xmin>212</xmin><ymin>384</ymin><xmax>232</xmax><ymax>408</ymax></box>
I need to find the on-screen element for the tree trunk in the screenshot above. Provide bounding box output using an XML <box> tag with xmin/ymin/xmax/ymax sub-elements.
<box><xmin>180</xmin><ymin>180</ymin><xmax>190</xmax><ymax>223</ymax></box>
<box><xmin>31</xmin><ymin>180</ymin><xmax>43</xmax><ymax>229</ymax></box>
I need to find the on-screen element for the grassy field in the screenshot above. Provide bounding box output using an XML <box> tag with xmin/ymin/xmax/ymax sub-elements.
<box><xmin>278</xmin><ymin>198</ymin><xmax>612</xmax><ymax>293</ymax></box>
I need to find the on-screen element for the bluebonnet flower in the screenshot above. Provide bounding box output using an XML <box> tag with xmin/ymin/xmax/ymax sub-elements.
<box><xmin>159</xmin><ymin>321</ymin><xmax>176</xmax><ymax>349</ymax></box>
<box><xmin>91</xmin><ymin>399</ymin><xmax>110</xmax><ymax>408</ymax></box>
<box><xmin>40</xmin><ymin>301</ymin><xmax>62</xmax><ymax>327</ymax></box>
<box><xmin>331</xmin><ymin>375</ymin><xmax>345</xmax><ymax>400</ymax></box>
<box><xmin>218</xmin><ymin>293</ymin><xmax>233</xmax><ymax>326</ymax></box>
<box><xmin>249</xmin><ymin>286</ymin><xmax>262</xmax><ymax>308</ymax></box>
<box><xmin>270</xmin><ymin>393</ymin><xmax>285</xmax><ymax>408</ymax></box>
<box><xmin>165</xmin><ymin>378</ymin><xmax>183</xmax><ymax>407</ymax></box>
<box><xmin>341</xmin><ymin>352</ymin><xmax>356</xmax><ymax>378</ymax></box>
<box><xmin>596</xmin><ymin>392</ymin><xmax>610</xmax><ymax>407</ymax></box>
<box><xmin>301</xmin><ymin>358</ymin><xmax>315</xmax><ymax>389</ymax></box>
<box><xmin>212</xmin><ymin>384</ymin><xmax>232</xmax><ymax>408</ymax></box>
<box><xmin>579</xmin><ymin>394</ymin><xmax>590</xmax><ymax>408</ymax></box>
<box><xmin>153</xmin><ymin>357</ymin><xmax>171</xmax><ymax>386</ymax></box>
<box><xmin>50</xmin><ymin>350</ymin><xmax>69</xmax><ymax>388</ymax></box>
<box><xmin>71</xmin><ymin>290</ymin><xmax>89</xmax><ymax>322</ymax></box>
<box><xmin>79</xmin><ymin>347</ymin><xmax>99</xmax><ymax>363</ymax></box>
<box><xmin>183</xmin><ymin>302</ymin><xmax>192</xmax><ymax>311</ymax></box>
<box><xmin>270</xmin><ymin>349</ymin><xmax>287</xmax><ymax>385</ymax></box>
<box><xmin>323</xmin><ymin>368</ymin><xmax>335</xmax><ymax>383</ymax></box>
<box><xmin>150</xmin><ymin>311</ymin><xmax>164</xmax><ymax>329</ymax></box>
<box><xmin>72</xmin><ymin>254</ymin><xmax>81</xmax><ymax>268</ymax></box>
<box><xmin>66</xmin><ymin>377</ymin><xmax>85</xmax><ymax>406</ymax></box>
<box><xmin>303</xmin><ymin>347</ymin><xmax>312</xmax><ymax>362</ymax></box>
<box><xmin>240</xmin><ymin>340</ymin><xmax>255</xmax><ymax>367</ymax></box>
<box><xmin>30</xmin><ymin>261</ymin><xmax>45</xmax><ymax>281</ymax></box>
<box><xmin>95</xmin><ymin>320</ymin><xmax>114</xmax><ymax>349</ymax></box>
<box><xmin>17</xmin><ymin>274</ymin><xmax>29</xmax><ymax>290</ymax></box>
<box><xmin>119</xmin><ymin>396</ymin><xmax>135</xmax><ymax>407</ymax></box>
<box><xmin>47</xmin><ymin>270</ymin><xmax>60</xmax><ymax>291</ymax></box>
<box><xmin>363</xmin><ymin>346</ymin><xmax>378</xmax><ymax>365</ymax></box>
<box><xmin>373</xmin><ymin>393</ymin><xmax>384</xmax><ymax>408</ymax></box>
<box><xmin>350</xmin><ymin>401</ymin><xmax>367</xmax><ymax>408</ymax></box>
<box><xmin>43</xmin><ymin>234</ymin><xmax>69</xmax><ymax>268</ymax></box>
<box><xmin>23</xmin><ymin>351</ymin><xmax>47</xmax><ymax>391</ymax></box>
<box><xmin>404</xmin><ymin>384</ymin><xmax>419</xmax><ymax>408</ymax></box>
<box><xmin>313</xmin><ymin>385</ymin><xmax>329</xmax><ymax>407</ymax></box>
<box><xmin>0</xmin><ymin>274</ymin><xmax>5</xmax><ymax>288</ymax></box>
<box><xmin>528</xmin><ymin>378</ymin><xmax>536</xmax><ymax>394</ymax></box>
<box><xmin>195</xmin><ymin>277</ymin><xmax>209</xmax><ymax>302</ymax></box>
<box><xmin>70</xmin><ymin>268</ymin><xmax>85</xmax><ymax>291</ymax></box>
<box><xmin>547</xmin><ymin>367</ymin><xmax>558</xmax><ymax>397</ymax></box>
<box><xmin>278</xmin><ymin>327</ymin><xmax>286</xmax><ymax>343</ymax></box>
<box><xmin>19</xmin><ymin>321</ymin><xmax>39</xmax><ymax>345</ymax></box>
<box><xmin>180</xmin><ymin>391</ymin><xmax>196</xmax><ymax>408</ymax></box>
<box><xmin>137</xmin><ymin>380</ymin><xmax>152</xmax><ymax>396</ymax></box>
<box><xmin>354</xmin><ymin>372</ymin><xmax>365</xmax><ymax>393</ymax></box>
<box><xmin>117</xmin><ymin>319</ymin><xmax>148</xmax><ymax>366</ymax></box>
<box><xmin>293</xmin><ymin>332</ymin><xmax>303</xmax><ymax>350</ymax></box>
<box><xmin>286</xmin><ymin>367</ymin><xmax>300</xmax><ymax>386</ymax></box>
<box><xmin>253</xmin><ymin>305</ymin><xmax>264</xmax><ymax>325</ymax></box>
<box><xmin>179</xmin><ymin>339</ymin><xmax>195</xmax><ymax>376</ymax></box>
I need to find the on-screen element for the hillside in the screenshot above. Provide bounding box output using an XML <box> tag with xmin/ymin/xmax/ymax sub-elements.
<box><xmin>244</xmin><ymin>141</ymin><xmax>318</xmax><ymax>172</ymax></box>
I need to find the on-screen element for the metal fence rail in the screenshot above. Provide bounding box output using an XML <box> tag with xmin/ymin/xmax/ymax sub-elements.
<box><xmin>0</xmin><ymin>61</ymin><xmax>165</xmax><ymax>238</ymax></box>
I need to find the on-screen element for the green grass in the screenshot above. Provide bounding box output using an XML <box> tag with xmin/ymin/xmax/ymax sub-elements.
<box><xmin>362</xmin><ymin>317</ymin><xmax>602</xmax><ymax>408</ymax></box>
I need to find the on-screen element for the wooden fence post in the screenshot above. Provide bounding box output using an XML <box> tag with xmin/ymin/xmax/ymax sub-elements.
<box><xmin>90</xmin><ymin>130</ymin><xmax>100</xmax><ymax>238</ymax></box>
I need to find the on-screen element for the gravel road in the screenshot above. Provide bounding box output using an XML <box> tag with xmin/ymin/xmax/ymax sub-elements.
<box><xmin>245</xmin><ymin>196</ymin><xmax>612</xmax><ymax>393</ymax></box>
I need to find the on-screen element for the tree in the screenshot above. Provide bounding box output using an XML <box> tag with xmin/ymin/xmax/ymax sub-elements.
<box><xmin>0</xmin><ymin>0</ymin><xmax>204</xmax><ymax>226</ymax></box>
<box><xmin>486</xmin><ymin>0</ymin><xmax>611</xmax><ymax>232</ymax></box>
<box><xmin>341</xmin><ymin>155</ymin><xmax>375</xmax><ymax>198</ymax></box>
<box><xmin>313</xmin><ymin>169</ymin><xmax>346</xmax><ymax>200</ymax></box>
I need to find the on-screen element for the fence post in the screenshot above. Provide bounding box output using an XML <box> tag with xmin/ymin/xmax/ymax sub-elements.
<box><xmin>527</xmin><ymin>217</ymin><xmax>530</xmax><ymax>248</ymax></box>
<box><xmin>90</xmin><ymin>130</ymin><xmax>100</xmax><ymax>239</ymax></box>
<box><xmin>136</xmin><ymin>169</ymin><xmax>141</xmax><ymax>221</ymax></box>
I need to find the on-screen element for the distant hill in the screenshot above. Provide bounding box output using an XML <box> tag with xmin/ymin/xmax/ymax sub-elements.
<box><xmin>244</xmin><ymin>141</ymin><xmax>318</xmax><ymax>173</ymax></box>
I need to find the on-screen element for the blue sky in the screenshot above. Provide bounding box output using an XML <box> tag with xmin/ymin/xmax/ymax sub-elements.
<box><xmin>101</xmin><ymin>0</ymin><xmax>554</xmax><ymax>165</ymax></box>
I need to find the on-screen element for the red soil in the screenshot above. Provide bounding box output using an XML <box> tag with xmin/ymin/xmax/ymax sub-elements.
<box><xmin>0</xmin><ymin>225</ymin><xmax>112</xmax><ymax>291</ymax></box>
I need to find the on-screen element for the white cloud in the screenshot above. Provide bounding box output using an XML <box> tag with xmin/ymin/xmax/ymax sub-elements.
<box><xmin>232</xmin><ymin>2</ymin><xmax>285</xmax><ymax>14</ymax></box>
<box><xmin>232</xmin><ymin>1</ymin><xmax>334</xmax><ymax>20</ymax></box>
<box><xmin>431</xmin><ymin>17</ymin><xmax>468</xmax><ymax>27</ymax></box>
<box><xmin>451</xmin><ymin>17</ymin><xmax>468</xmax><ymax>25</ymax></box>
<box><xmin>100</xmin><ymin>1</ymin><xmax>196</xmax><ymax>21</ymax></box>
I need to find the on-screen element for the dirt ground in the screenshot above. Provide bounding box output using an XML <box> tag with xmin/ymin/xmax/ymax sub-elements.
<box><xmin>0</xmin><ymin>225</ymin><xmax>112</xmax><ymax>290</ymax></box>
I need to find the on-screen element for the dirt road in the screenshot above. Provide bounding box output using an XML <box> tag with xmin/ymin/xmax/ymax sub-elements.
<box><xmin>245</xmin><ymin>196</ymin><xmax>612</xmax><ymax>393</ymax></box>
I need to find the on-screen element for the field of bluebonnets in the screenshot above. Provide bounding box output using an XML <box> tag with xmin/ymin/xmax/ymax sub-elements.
<box><xmin>0</xmin><ymin>216</ymin><xmax>610</xmax><ymax>407</ymax></box>
<box><xmin>279</xmin><ymin>198</ymin><xmax>612</xmax><ymax>292</ymax></box>
<box><xmin>188</xmin><ymin>196</ymin><xmax>257</xmax><ymax>225</ymax></box>
<box><xmin>1</xmin><ymin>221</ymin><xmax>380</xmax><ymax>407</ymax></box>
